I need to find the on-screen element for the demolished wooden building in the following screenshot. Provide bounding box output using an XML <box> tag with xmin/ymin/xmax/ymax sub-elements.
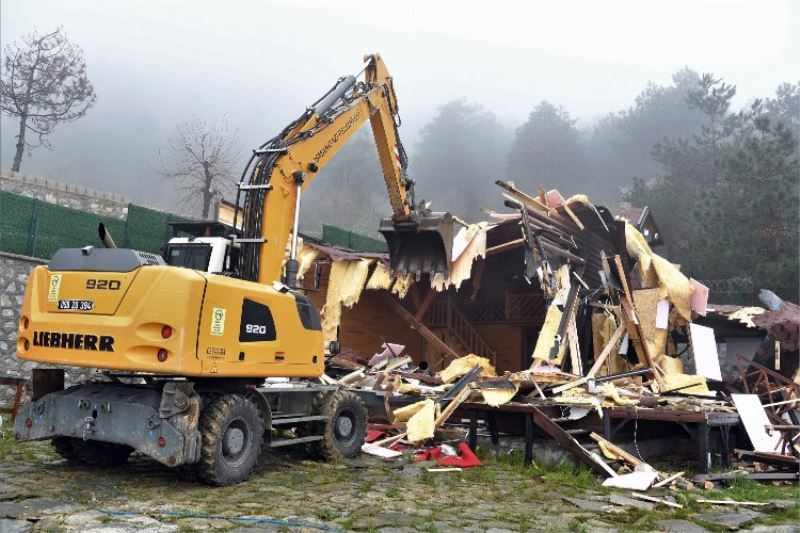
<box><xmin>300</xmin><ymin>182</ymin><xmax>639</xmax><ymax>376</ymax></box>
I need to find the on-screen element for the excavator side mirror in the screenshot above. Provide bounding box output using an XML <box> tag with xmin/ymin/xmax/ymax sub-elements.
<box><xmin>328</xmin><ymin>340</ymin><xmax>341</xmax><ymax>356</ymax></box>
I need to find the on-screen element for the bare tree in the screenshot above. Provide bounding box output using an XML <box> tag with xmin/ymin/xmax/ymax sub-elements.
<box><xmin>160</xmin><ymin>116</ymin><xmax>240</xmax><ymax>218</ymax></box>
<box><xmin>0</xmin><ymin>27</ymin><xmax>96</xmax><ymax>172</ymax></box>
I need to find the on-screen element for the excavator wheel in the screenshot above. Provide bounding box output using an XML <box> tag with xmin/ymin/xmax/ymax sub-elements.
<box><xmin>196</xmin><ymin>394</ymin><xmax>264</xmax><ymax>486</ymax></box>
<box><xmin>311</xmin><ymin>390</ymin><xmax>367</xmax><ymax>460</ymax></box>
<box><xmin>52</xmin><ymin>437</ymin><xmax>133</xmax><ymax>467</ymax></box>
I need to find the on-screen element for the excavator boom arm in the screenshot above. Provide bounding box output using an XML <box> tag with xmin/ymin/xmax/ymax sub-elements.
<box><xmin>236</xmin><ymin>54</ymin><xmax>452</xmax><ymax>285</ymax></box>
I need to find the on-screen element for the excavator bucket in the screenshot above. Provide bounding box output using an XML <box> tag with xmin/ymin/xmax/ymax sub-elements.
<box><xmin>379</xmin><ymin>212</ymin><xmax>454</xmax><ymax>276</ymax></box>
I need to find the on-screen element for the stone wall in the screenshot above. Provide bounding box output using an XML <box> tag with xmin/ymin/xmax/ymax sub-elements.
<box><xmin>0</xmin><ymin>252</ymin><xmax>40</xmax><ymax>405</ymax></box>
<box><xmin>0</xmin><ymin>171</ymin><xmax>130</xmax><ymax>219</ymax></box>
<box><xmin>0</xmin><ymin>252</ymin><xmax>95</xmax><ymax>406</ymax></box>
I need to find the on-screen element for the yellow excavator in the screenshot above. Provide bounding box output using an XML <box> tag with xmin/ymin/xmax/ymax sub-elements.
<box><xmin>13</xmin><ymin>54</ymin><xmax>453</xmax><ymax>485</ymax></box>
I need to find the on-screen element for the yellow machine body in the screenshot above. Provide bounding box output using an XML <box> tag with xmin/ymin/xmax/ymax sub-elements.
<box><xmin>17</xmin><ymin>263</ymin><xmax>324</xmax><ymax>378</ymax></box>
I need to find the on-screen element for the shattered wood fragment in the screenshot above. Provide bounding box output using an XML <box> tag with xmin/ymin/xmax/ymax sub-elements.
<box><xmin>552</xmin><ymin>324</ymin><xmax>625</xmax><ymax>394</ymax></box>
<box><xmin>532</xmin><ymin>302</ymin><xmax>565</xmax><ymax>364</ymax></box>
<box><xmin>653</xmin><ymin>471</ymin><xmax>685</xmax><ymax>488</ymax></box>
<box><xmin>568</xmin><ymin>311</ymin><xmax>583</xmax><ymax>376</ymax></box>
<box><xmin>366</xmin><ymin>261</ymin><xmax>394</xmax><ymax>290</ymax></box>
<box><xmin>391</xmin><ymin>272</ymin><xmax>414</xmax><ymax>298</ymax></box>
<box><xmin>495</xmin><ymin>179</ymin><xmax>552</xmax><ymax>213</ymax></box>
<box><xmin>321</xmin><ymin>258</ymin><xmax>373</xmax><ymax>343</ymax></box>
<box><xmin>431</xmin><ymin>223</ymin><xmax>488</xmax><ymax>292</ymax></box>
<box><xmin>392</xmin><ymin>400</ymin><xmax>430</xmax><ymax>422</ymax></box>
<box><xmin>338</xmin><ymin>369</ymin><xmax>366</xmax><ymax>386</ymax></box>
<box><xmin>695</xmin><ymin>500</ymin><xmax>770</xmax><ymax>507</ymax></box>
<box><xmin>590</xmin><ymin>432</ymin><xmax>652</xmax><ymax>471</ymax></box>
<box><xmin>530</xmin><ymin>405</ymin><xmax>612</xmax><ymax>475</ymax></box>
<box><xmin>295</xmin><ymin>243</ymin><xmax>320</xmax><ymax>282</ymax></box>
<box><xmin>407</xmin><ymin>398</ymin><xmax>436</xmax><ymax>443</ymax></box>
<box><xmin>397</xmin><ymin>372</ymin><xmax>443</xmax><ymax>386</ymax></box>
<box><xmin>478</xmin><ymin>379</ymin><xmax>519</xmax><ymax>407</ymax></box>
<box><xmin>628</xmin><ymin>493</ymin><xmax>683</xmax><ymax>509</ymax></box>
<box><xmin>438</xmin><ymin>354</ymin><xmax>495</xmax><ymax>384</ymax></box>
<box><xmin>632</xmin><ymin>288</ymin><xmax>668</xmax><ymax>363</ymax></box>
<box><xmin>623</xmin><ymin>221</ymin><xmax>693</xmax><ymax>321</ymax></box>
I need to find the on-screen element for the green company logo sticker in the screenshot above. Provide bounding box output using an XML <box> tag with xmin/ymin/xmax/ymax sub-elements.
<box><xmin>47</xmin><ymin>274</ymin><xmax>62</xmax><ymax>302</ymax></box>
<box><xmin>210</xmin><ymin>307</ymin><xmax>226</xmax><ymax>336</ymax></box>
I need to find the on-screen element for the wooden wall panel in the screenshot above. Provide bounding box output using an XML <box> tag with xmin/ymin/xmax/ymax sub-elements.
<box><xmin>475</xmin><ymin>324</ymin><xmax>524</xmax><ymax>372</ymax></box>
<box><xmin>303</xmin><ymin>261</ymin><xmax>423</xmax><ymax>361</ymax></box>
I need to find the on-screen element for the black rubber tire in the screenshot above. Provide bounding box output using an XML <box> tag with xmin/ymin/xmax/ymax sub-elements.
<box><xmin>52</xmin><ymin>437</ymin><xmax>133</xmax><ymax>467</ymax></box>
<box><xmin>314</xmin><ymin>390</ymin><xmax>368</xmax><ymax>460</ymax></box>
<box><xmin>52</xmin><ymin>437</ymin><xmax>82</xmax><ymax>463</ymax></box>
<box><xmin>196</xmin><ymin>394</ymin><xmax>264</xmax><ymax>486</ymax></box>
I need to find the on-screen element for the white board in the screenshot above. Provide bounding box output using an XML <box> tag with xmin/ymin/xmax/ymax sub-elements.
<box><xmin>655</xmin><ymin>299</ymin><xmax>670</xmax><ymax>330</ymax></box>
<box><xmin>689</xmin><ymin>323</ymin><xmax>722</xmax><ymax>381</ymax></box>
<box><xmin>731</xmin><ymin>394</ymin><xmax>782</xmax><ymax>453</ymax></box>
<box><xmin>602</xmin><ymin>470</ymin><xmax>658</xmax><ymax>491</ymax></box>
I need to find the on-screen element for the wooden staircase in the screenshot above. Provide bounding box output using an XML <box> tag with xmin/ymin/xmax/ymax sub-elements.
<box><xmin>426</xmin><ymin>298</ymin><xmax>497</xmax><ymax>367</ymax></box>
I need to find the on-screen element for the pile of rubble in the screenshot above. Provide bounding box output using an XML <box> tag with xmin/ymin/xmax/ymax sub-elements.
<box><xmin>311</xmin><ymin>180</ymin><xmax>798</xmax><ymax>488</ymax></box>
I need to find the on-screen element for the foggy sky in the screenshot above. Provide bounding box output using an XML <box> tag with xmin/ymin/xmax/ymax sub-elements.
<box><xmin>1</xmin><ymin>0</ymin><xmax>797</xmax><ymax>211</ymax></box>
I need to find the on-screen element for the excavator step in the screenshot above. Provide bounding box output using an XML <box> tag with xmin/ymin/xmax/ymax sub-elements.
<box><xmin>269</xmin><ymin>435</ymin><xmax>324</xmax><ymax>448</ymax></box>
<box><xmin>271</xmin><ymin>415</ymin><xmax>328</xmax><ymax>426</ymax></box>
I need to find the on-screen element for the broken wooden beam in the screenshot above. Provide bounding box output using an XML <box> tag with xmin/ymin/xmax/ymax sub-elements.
<box><xmin>530</xmin><ymin>405</ymin><xmax>613</xmax><ymax>476</ymax></box>
<box><xmin>384</xmin><ymin>293</ymin><xmax>461</xmax><ymax>361</ymax></box>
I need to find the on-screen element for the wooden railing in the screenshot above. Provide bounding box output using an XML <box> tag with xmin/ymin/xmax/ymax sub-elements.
<box><xmin>505</xmin><ymin>293</ymin><xmax>545</xmax><ymax>320</ymax></box>
<box><xmin>425</xmin><ymin>298</ymin><xmax>496</xmax><ymax>365</ymax></box>
<box><xmin>447</xmin><ymin>301</ymin><xmax>497</xmax><ymax>364</ymax></box>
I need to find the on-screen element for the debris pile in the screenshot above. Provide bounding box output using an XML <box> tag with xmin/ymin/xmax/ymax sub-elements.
<box><xmin>310</xmin><ymin>180</ymin><xmax>798</xmax><ymax>484</ymax></box>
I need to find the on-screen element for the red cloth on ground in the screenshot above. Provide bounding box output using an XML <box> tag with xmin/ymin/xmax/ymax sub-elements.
<box><xmin>365</xmin><ymin>429</ymin><xmax>386</xmax><ymax>443</ymax></box>
<box><xmin>414</xmin><ymin>447</ymin><xmax>442</xmax><ymax>462</ymax></box>
<box><xmin>436</xmin><ymin>442</ymin><xmax>482</xmax><ymax>468</ymax></box>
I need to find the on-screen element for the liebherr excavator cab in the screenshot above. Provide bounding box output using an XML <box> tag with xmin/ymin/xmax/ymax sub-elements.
<box><xmin>13</xmin><ymin>53</ymin><xmax>453</xmax><ymax>486</ymax></box>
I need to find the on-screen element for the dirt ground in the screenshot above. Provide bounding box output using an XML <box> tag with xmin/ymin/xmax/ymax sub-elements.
<box><xmin>0</xmin><ymin>417</ymin><xmax>798</xmax><ymax>533</ymax></box>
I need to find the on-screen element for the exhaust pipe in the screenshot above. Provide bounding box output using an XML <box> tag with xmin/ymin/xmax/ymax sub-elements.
<box><xmin>98</xmin><ymin>223</ymin><xmax>117</xmax><ymax>249</ymax></box>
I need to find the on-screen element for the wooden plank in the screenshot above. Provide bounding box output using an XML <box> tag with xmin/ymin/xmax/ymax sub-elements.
<box><xmin>530</xmin><ymin>405</ymin><xmax>612</xmax><ymax>476</ymax></box>
<box><xmin>612</xmin><ymin>255</ymin><xmax>665</xmax><ymax>389</ymax></box>
<box><xmin>653</xmin><ymin>471</ymin><xmax>685</xmax><ymax>488</ymax></box>
<box><xmin>496</xmin><ymin>180</ymin><xmax>552</xmax><ymax>213</ymax></box>
<box><xmin>629</xmin><ymin>493</ymin><xmax>683</xmax><ymax>509</ymax></box>
<box><xmin>551</xmin><ymin>324</ymin><xmax>625</xmax><ymax>394</ymax></box>
<box><xmin>414</xmin><ymin>289</ymin><xmax>437</xmax><ymax>322</ymax></box>
<box><xmin>561</xmin><ymin>202</ymin><xmax>585</xmax><ymax>231</ymax></box>
<box><xmin>568</xmin><ymin>311</ymin><xmax>583</xmax><ymax>376</ymax></box>
<box><xmin>384</xmin><ymin>294</ymin><xmax>461</xmax><ymax>361</ymax></box>
<box><xmin>486</xmin><ymin>238</ymin><xmax>524</xmax><ymax>257</ymax></box>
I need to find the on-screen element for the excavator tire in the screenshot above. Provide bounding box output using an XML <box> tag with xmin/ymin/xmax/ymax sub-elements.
<box><xmin>312</xmin><ymin>390</ymin><xmax>367</xmax><ymax>460</ymax></box>
<box><xmin>52</xmin><ymin>437</ymin><xmax>133</xmax><ymax>467</ymax></box>
<box><xmin>196</xmin><ymin>394</ymin><xmax>264</xmax><ymax>486</ymax></box>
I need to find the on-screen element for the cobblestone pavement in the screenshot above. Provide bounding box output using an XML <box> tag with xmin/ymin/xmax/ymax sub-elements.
<box><xmin>0</xmin><ymin>426</ymin><xmax>798</xmax><ymax>532</ymax></box>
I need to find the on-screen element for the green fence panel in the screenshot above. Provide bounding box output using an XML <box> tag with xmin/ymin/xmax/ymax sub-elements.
<box><xmin>322</xmin><ymin>224</ymin><xmax>386</xmax><ymax>253</ymax></box>
<box><xmin>0</xmin><ymin>191</ymin><xmax>36</xmax><ymax>255</ymax></box>
<box><xmin>29</xmin><ymin>200</ymin><xmax>124</xmax><ymax>259</ymax></box>
<box><xmin>125</xmin><ymin>204</ymin><xmax>192</xmax><ymax>254</ymax></box>
<box><xmin>0</xmin><ymin>191</ymin><xmax>193</xmax><ymax>260</ymax></box>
